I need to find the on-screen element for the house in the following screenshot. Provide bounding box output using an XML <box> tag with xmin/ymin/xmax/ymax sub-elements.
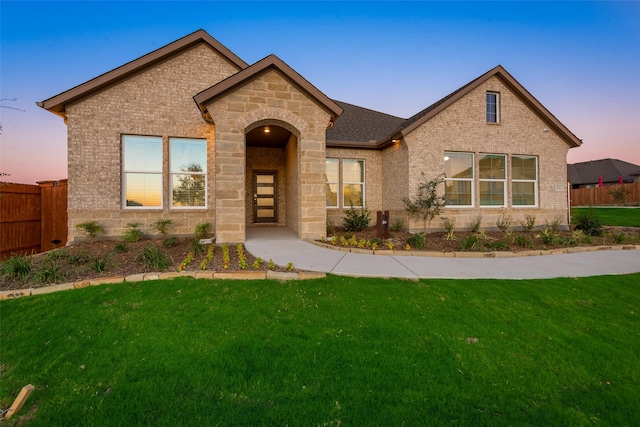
<box><xmin>568</xmin><ymin>158</ymin><xmax>640</xmax><ymax>189</ymax></box>
<box><xmin>38</xmin><ymin>29</ymin><xmax>581</xmax><ymax>243</ymax></box>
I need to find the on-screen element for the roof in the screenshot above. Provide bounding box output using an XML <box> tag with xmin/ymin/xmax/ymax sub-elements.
<box><xmin>37</xmin><ymin>29</ymin><xmax>248</xmax><ymax>118</ymax></box>
<box><xmin>567</xmin><ymin>158</ymin><xmax>640</xmax><ymax>185</ymax></box>
<box><xmin>194</xmin><ymin>54</ymin><xmax>343</xmax><ymax>122</ymax></box>
<box><xmin>326</xmin><ymin>101</ymin><xmax>405</xmax><ymax>148</ymax></box>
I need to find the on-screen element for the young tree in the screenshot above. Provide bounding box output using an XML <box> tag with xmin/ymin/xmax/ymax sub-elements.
<box><xmin>402</xmin><ymin>173</ymin><xmax>446</xmax><ymax>234</ymax></box>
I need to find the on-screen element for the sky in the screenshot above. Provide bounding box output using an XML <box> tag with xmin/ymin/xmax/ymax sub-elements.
<box><xmin>1</xmin><ymin>0</ymin><xmax>639</xmax><ymax>185</ymax></box>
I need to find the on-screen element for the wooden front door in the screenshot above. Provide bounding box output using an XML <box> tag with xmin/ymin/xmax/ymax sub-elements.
<box><xmin>253</xmin><ymin>171</ymin><xmax>277</xmax><ymax>223</ymax></box>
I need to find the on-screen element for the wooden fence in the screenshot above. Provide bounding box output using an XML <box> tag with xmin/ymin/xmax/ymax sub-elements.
<box><xmin>570</xmin><ymin>182</ymin><xmax>640</xmax><ymax>207</ymax></box>
<box><xmin>0</xmin><ymin>180</ymin><xmax>68</xmax><ymax>260</ymax></box>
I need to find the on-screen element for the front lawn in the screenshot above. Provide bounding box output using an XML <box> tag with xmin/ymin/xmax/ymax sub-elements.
<box><xmin>572</xmin><ymin>207</ymin><xmax>640</xmax><ymax>227</ymax></box>
<box><xmin>2</xmin><ymin>275</ymin><xmax>639</xmax><ymax>425</ymax></box>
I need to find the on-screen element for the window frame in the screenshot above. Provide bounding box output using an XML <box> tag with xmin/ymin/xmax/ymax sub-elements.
<box><xmin>169</xmin><ymin>137</ymin><xmax>208</xmax><ymax>209</ymax></box>
<box><xmin>325</xmin><ymin>158</ymin><xmax>339</xmax><ymax>209</ymax></box>
<box><xmin>342</xmin><ymin>159</ymin><xmax>366</xmax><ymax>208</ymax></box>
<box><xmin>478</xmin><ymin>153</ymin><xmax>507</xmax><ymax>207</ymax></box>
<box><xmin>511</xmin><ymin>155</ymin><xmax>538</xmax><ymax>207</ymax></box>
<box><xmin>486</xmin><ymin>91</ymin><xmax>500</xmax><ymax>124</ymax></box>
<box><xmin>122</xmin><ymin>134</ymin><xmax>163</xmax><ymax>210</ymax></box>
<box><xmin>444</xmin><ymin>151</ymin><xmax>474</xmax><ymax>208</ymax></box>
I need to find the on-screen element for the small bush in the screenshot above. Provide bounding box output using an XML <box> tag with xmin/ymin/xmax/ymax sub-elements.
<box><xmin>513</xmin><ymin>234</ymin><xmax>534</xmax><ymax>248</ymax></box>
<box><xmin>76</xmin><ymin>221</ymin><xmax>104</xmax><ymax>239</ymax></box>
<box><xmin>520</xmin><ymin>215</ymin><xmax>536</xmax><ymax>233</ymax></box>
<box><xmin>406</xmin><ymin>233</ymin><xmax>426</xmax><ymax>250</ymax></box>
<box><xmin>390</xmin><ymin>218</ymin><xmax>404</xmax><ymax>232</ymax></box>
<box><xmin>151</xmin><ymin>219</ymin><xmax>173</xmax><ymax>236</ymax></box>
<box><xmin>538</xmin><ymin>229</ymin><xmax>556</xmax><ymax>245</ymax></box>
<box><xmin>114</xmin><ymin>242</ymin><xmax>128</xmax><ymax>253</ymax></box>
<box><xmin>343</xmin><ymin>205</ymin><xmax>371</xmax><ymax>232</ymax></box>
<box><xmin>0</xmin><ymin>254</ymin><xmax>33</xmax><ymax>282</ymax></box>
<box><xmin>33</xmin><ymin>261</ymin><xmax>64</xmax><ymax>284</ymax></box>
<box><xmin>326</xmin><ymin>220</ymin><xmax>336</xmax><ymax>236</ymax></box>
<box><xmin>195</xmin><ymin>223</ymin><xmax>212</xmax><ymax>239</ymax></box>
<box><xmin>545</xmin><ymin>218</ymin><xmax>563</xmax><ymax>234</ymax></box>
<box><xmin>92</xmin><ymin>253</ymin><xmax>112</xmax><ymax>273</ymax></box>
<box><xmin>556</xmin><ymin>236</ymin><xmax>577</xmax><ymax>246</ymax></box>
<box><xmin>46</xmin><ymin>249</ymin><xmax>69</xmax><ymax>262</ymax></box>
<box><xmin>484</xmin><ymin>241</ymin><xmax>510</xmax><ymax>251</ymax></box>
<box><xmin>613</xmin><ymin>232</ymin><xmax>626</xmax><ymax>244</ymax></box>
<box><xmin>191</xmin><ymin>239</ymin><xmax>205</xmax><ymax>256</ymax></box>
<box><xmin>608</xmin><ymin>185</ymin><xmax>630</xmax><ymax>204</ymax></box>
<box><xmin>136</xmin><ymin>246</ymin><xmax>170</xmax><ymax>271</ymax></box>
<box><xmin>69</xmin><ymin>250</ymin><xmax>92</xmax><ymax>265</ymax></box>
<box><xmin>461</xmin><ymin>235</ymin><xmax>479</xmax><ymax>251</ymax></box>
<box><xmin>573</xmin><ymin>207</ymin><xmax>603</xmax><ymax>236</ymax></box>
<box><xmin>470</xmin><ymin>215</ymin><xmax>482</xmax><ymax>233</ymax></box>
<box><xmin>162</xmin><ymin>237</ymin><xmax>180</xmax><ymax>248</ymax></box>
<box><xmin>123</xmin><ymin>222</ymin><xmax>144</xmax><ymax>242</ymax></box>
<box><xmin>496</xmin><ymin>214</ymin><xmax>512</xmax><ymax>233</ymax></box>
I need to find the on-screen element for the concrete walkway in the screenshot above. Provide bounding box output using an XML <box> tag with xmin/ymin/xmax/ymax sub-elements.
<box><xmin>245</xmin><ymin>227</ymin><xmax>640</xmax><ymax>280</ymax></box>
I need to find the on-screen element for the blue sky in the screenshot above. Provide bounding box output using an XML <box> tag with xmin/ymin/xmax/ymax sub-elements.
<box><xmin>1</xmin><ymin>1</ymin><xmax>639</xmax><ymax>184</ymax></box>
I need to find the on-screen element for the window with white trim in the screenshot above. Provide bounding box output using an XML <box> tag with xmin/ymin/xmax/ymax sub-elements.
<box><xmin>170</xmin><ymin>138</ymin><xmax>207</xmax><ymax>208</ymax></box>
<box><xmin>122</xmin><ymin>135</ymin><xmax>163</xmax><ymax>209</ymax></box>
<box><xmin>479</xmin><ymin>154</ymin><xmax>506</xmax><ymax>206</ymax></box>
<box><xmin>512</xmin><ymin>155</ymin><xmax>538</xmax><ymax>206</ymax></box>
<box><xmin>325</xmin><ymin>158</ymin><xmax>339</xmax><ymax>208</ymax></box>
<box><xmin>342</xmin><ymin>159</ymin><xmax>365</xmax><ymax>207</ymax></box>
<box><xmin>444</xmin><ymin>152</ymin><xmax>474</xmax><ymax>207</ymax></box>
<box><xmin>486</xmin><ymin>92</ymin><xmax>500</xmax><ymax>123</ymax></box>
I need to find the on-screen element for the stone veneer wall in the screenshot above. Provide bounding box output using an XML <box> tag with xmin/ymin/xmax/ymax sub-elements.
<box><xmin>285</xmin><ymin>134</ymin><xmax>299</xmax><ymax>233</ymax></box>
<box><xmin>325</xmin><ymin>147</ymin><xmax>383</xmax><ymax>227</ymax></box>
<box><xmin>403</xmin><ymin>76</ymin><xmax>571</xmax><ymax>232</ymax></box>
<box><xmin>206</xmin><ymin>70</ymin><xmax>331</xmax><ymax>242</ymax></box>
<box><xmin>245</xmin><ymin>147</ymin><xmax>286</xmax><ymax>226</ymax></box>
<box><xmin>382</xmin><ymin>141</ymin><xmax>411</xmax><ymax>229</ymax></box>
<box><xmin>64</xmin><ymin>44</ymin><xmax>241</xmax><ymax>241</ymax></box>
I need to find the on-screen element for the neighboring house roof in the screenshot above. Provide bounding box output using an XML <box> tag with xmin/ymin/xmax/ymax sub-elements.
<box><xmin>326</xmin><ymin>101</ymin><xmax>405</xmax><ymax>147</ymax></box>
<box><xmin>567</xmin><ymin>158</ymin><xmax>640</xmax><ymax>185</ymax></box>
<box><xmin>193</xmin><ymin>54</ymin><xmax>343</xmax><ymax>123</ymax></box>
<box><xmin>37</xmin><ymin>29</ymin><xmax>248</xmax><ymax>119</ymax></box>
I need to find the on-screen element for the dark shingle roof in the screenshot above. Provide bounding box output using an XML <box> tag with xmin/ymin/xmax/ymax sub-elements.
<box><xmin>567</xmin><ymin>158</ymin><xmax>640</xmax><ymax>185</ymax></box>
<box><xmin>326</xmin><ymin>100</ymin><xmax>405</xmax><ymax>145</ymax></box>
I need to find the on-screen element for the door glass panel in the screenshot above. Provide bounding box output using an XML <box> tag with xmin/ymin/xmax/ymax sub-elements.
<box><xmin>257</xmin><ymin>209</ymin><xmax>275</xmax><ymax>218</ymax></box>
<box><xmin>257</xmin><ymin>186</ymin><xmax>274</xmax><ymax>195</ymax></box>
<box><xmin>257</xmin><ymin>197</ymin><xmax>273</xmax><ymax>206</ymax></box>
<box><xmin>257</xmin><ymin>175</ymin><xmax>274</xmax><ymax>184</ymax></box>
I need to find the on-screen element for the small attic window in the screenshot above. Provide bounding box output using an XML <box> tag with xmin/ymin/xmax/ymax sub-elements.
<box><xmin>486</xmin><ymin>92</ymin><xmax>500</xmax><ymax>123</ymax></box>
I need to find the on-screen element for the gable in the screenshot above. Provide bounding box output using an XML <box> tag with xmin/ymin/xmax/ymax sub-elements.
<box><xmin>38</xmin><ymin>29</ymin><xmax>248</xmax><ymax>119</ymax></box>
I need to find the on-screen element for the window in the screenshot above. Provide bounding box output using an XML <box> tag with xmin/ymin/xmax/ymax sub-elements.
<box><xmin>170</xmin><ymin>138</ymin><xmax>207</xmax><ymax>208</ymax></box>
<box><xmin>444</xmin><ymin>152</ymin><xmax>473</xmax><ymax>207</ymax></box>
<box><xmin>325</xmin><ymin>158</ymin><xmax>339</xmax><ymax>208</ymax></box>
<box><xmin>486</xmin><ymin>92</ymin><xmax>499</xmax><ymax>123</ymax></box>
<box><xmin>342</xmin><ymin>159</ymin><xmax>365</xmax><ymax>207</ymax></box>
<box><xmin>122</xmin><ymin>135</ymin><xmax>163</xmax><ymax>208</ymax></box>
<box><xmin>512</xmin><ymin>155</ymin><xmax>538</xmax><ymax>206</ymax></box>
<box><xmin>479</xmin><ymin>154</ymin><xmax>506</xmax><ymax>206</ymax></box>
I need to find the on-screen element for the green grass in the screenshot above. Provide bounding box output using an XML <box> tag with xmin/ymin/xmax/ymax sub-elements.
<box><xmin>572</xmin><ymin>207</ymin><xmax>640</xmax><ymax>227</ymax></box>
<box><xmin>2</xmin><ymin>274</ymin><xmax>640</xmax><ymax>426</ymax></box>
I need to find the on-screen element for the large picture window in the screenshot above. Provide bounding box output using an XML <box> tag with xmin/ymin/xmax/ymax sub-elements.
<box><xmin>342</xmin><ymin>159</ymin><xmax>365</xmax><ymax>207</ymax></box>
<box><xmin>444</xmin><ymin>152</ymin><xmax>473</xmax><ymax>207</ymax></box>
<box><xmin>325</xmin><ymin>158</ymin><xmax>339</xmax><ymax>208</ymax></box>
<box><xmin>512</xmin><ymin>155</ymin><xmax>538</xmax><ymax>206</ymax></box>
<box><xmin>122</xmin><ymin>135</ymin><xmax>163</xmax><ymax>208</ymax></box>
<box><xmin>170</xmin><ymin>138</ymin><xmax>207</xmax><ymax>208</ymax></box>
<box><xmin>479</xmin><ymin>154</ymin><xmax>506</xmax><ymax>206</ymax></box>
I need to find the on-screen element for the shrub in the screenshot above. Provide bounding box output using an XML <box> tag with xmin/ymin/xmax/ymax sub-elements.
<box><xmin>69</xmin><ymin>250</ymin><xmax>92</xmax><ymax>265</ymax></box>
<box><xmin>406</xmin><ymin>233</ymin><xmax>426</xmax><ymax>250</ymax></box>
<box><xmin>513</xmin><ymin>234</ymin><xmax>534</xmax><ymax>248</ymax></box>
<box><xmin>519</xmin><ymin>215</ymin><xmax>536</xmax><ymax>233</ymax></box>
<box><xmin>46</xmin><ymin>249</ymin><xmax>69</xmax><ymax>262</ymax></box>
<box><xmin>162</xmin><ymin>237</ymin><xmax>180</xmax><ymax>248</ymax></box>
<box><xmin>33</xmin><ymin>261</ymin><xmax>64</xmax><ymax>284</ymax></box>
<box><xmin>76</xmin><ymin>221</ymin><xmax>104</xmax><ymax>239</ymax></box>
<box><xmin>613</xmin><ymin>232</ymin><xmax>626</xmax><ymax>244</ymax></box>
<box><xmin>92</xmin><ymin>253</ymin><xmax>112</xmax><ymax>273</ymax></box>
<box><xmin>343</xmin><ymin>205</ymin><xmax>371</xmax><ymax>232</ymax></box>
<box><xmin>123</xmin><ymin>222</ymin><xmax>144</xmax><ymax>242</ymax></box>
<box><xmin>484</xmin><ymin>241</ymin><xmax>510</xmax><ymax>251</ymax></box>
<box><xmin>496</xmin><ymin>214</ymin><xmax>512</xmax><ymax>233</ymax></box>
<box><xmin>136</xmin><ymin>246</ymin><xmax>170</xmax><ymax>271</ymax></box>
<box><xmin>326</xmin><ymin>220</ymin><xmax>336</xmax><ymax>236</ymax></box>
<box><xmin>470</xmin><ymin>215</ymin><xmax>482</xmax><ymax>233</ymax></box>
<box><xmin>608</xmin><ymin>185</ymin><xmax>630</xmax><ymax>204</ymax></box>
<box><xmin>252</xmin><ymin>257</ymin><xmax>264</xmax><ymax>270</ymax></box>
<box><xmin>545</xmin><ymin>218</ymin><xmax>563</xmax><ymax>234</ymax></box>
<box><xmin>151</xmin><ymin>219</ymin><xmax>173</xmax><ymax>236</ymax></box>
<box><xmin>0</xmin><ymin>254</ymin><xmax>33</xmax><ymax>282</ymax></box>
<box><xmin>461</xmin><ymin>235</ymin><xmax>479</xmax><ymax>251</ymax></box>
<box><xmin>114</xmin><ymin>242</ymin><xmax>128</xmax><ymax>253</ymax></box>
<box><xmin>195</xmin><ymin>222</ymin><xmax>212</xmax><ymax>239</ymax></box>
<box><xmin>573</xmin><ymin>207</ymin><xmax>603</xmax><ymax>236</ymax></box>
<box><xmin>390</xmin><ymin>217</ymin><xmax>404</xmax><ymax>232</ymax></box>
<box><xmin>538</xmin><ymin>229</ymin><xmax>555</xmax><ymax>245</ymax></box>
<box><xmin>191</xmin><ymin>239</ymin><xmax>205</xmax><ymax>256</ymax></box>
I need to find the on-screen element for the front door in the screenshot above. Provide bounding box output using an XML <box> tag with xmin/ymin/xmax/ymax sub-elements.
<box><xmin>253</xmin><ymin>171</ymin><xmax>277</xmax><ymax>223</ymax></box>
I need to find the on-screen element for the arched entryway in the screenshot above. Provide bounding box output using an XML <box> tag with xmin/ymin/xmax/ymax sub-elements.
<box><xmin>244</xmin><ymin>121</ymin><xmax>299</xmax><ymax>233</ymax></box>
